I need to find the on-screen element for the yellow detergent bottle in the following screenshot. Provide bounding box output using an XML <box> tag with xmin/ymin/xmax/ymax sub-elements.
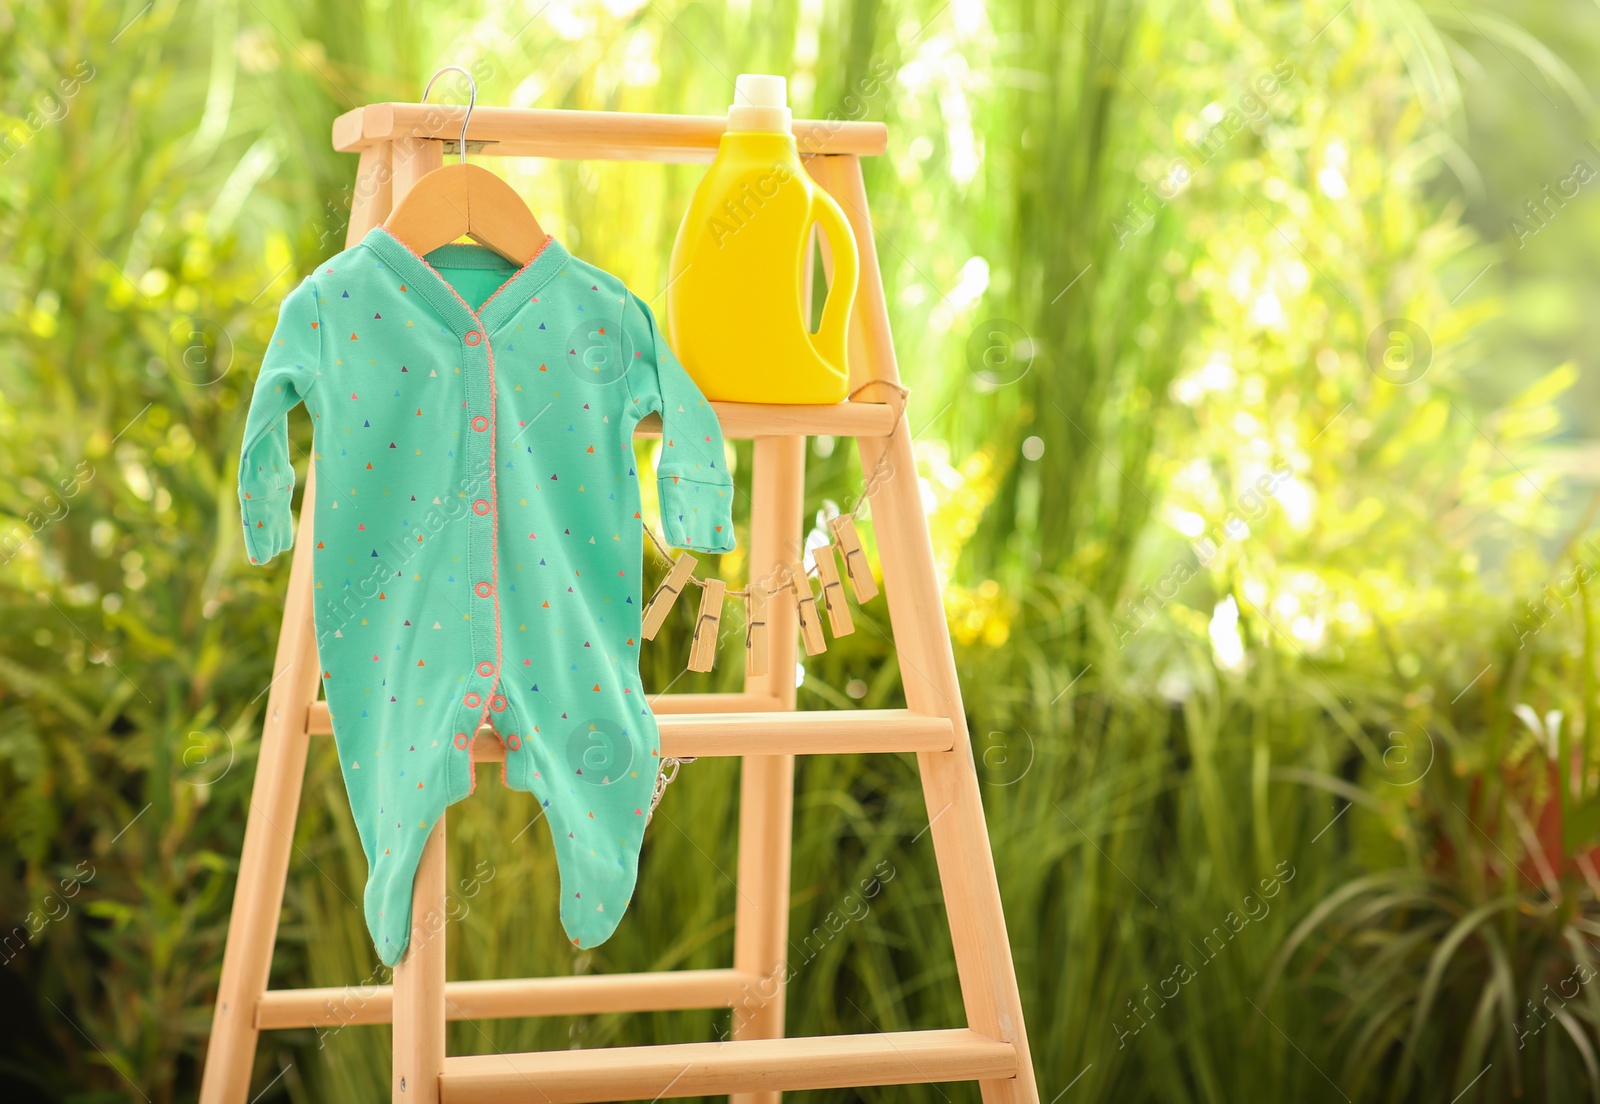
<box><xmin>667</xmin><ymin>74</ymin><xmax>859</xmax><ymax>405</ymax></box>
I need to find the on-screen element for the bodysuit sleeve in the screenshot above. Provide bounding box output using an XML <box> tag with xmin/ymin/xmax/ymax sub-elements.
<box><xmin>623</xmin><ymin>291</ymin><xmax>736</xmax><ymax>555</ymax></box>
<box><xmin>238</xmin><ymin>275</ymin><xmax>321</xmax><ymax>565</ymax></box>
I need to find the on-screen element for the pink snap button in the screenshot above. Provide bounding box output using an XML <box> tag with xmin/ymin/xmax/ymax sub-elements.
<box><xmin>472</xmin><ymin>500</ymin><xmax>490</xmax><ymax>516</ymax></box>
<box><xmin>475</xmin><ymin>581</ymin><xmax>493</xmax><ymax>598</ymax></box>
<box><xmin>477</xmin><ymin>660</ymin><xmax>496</xmax><ymax>677</ymax></box>
<box><xmin>463</xmin><ymin>691</ymin><xmax>481</xmax><ymax>708</ymax></box>
<box><xmin>454</xmin><ymin>732</ymin><xmax>469</xmax><ymax>750</ymax></box>
<box><xmin>465</xmin><ymin>331</ymin><xmax>483</xmax><ymax>346</ymax></box>
<box><xmin>472</xmin><ymin>415</ymin><xmax>489</xmax><ymax>432</ymax></box>
<box><xmin>490</xmin><ymin>695</ymin><xmax>507</xmax><ymax>712</ymax></box>
<box><xmin>506</xmin><ymin>734</ymin><xmax>522</xmax><ymax>750</ymax></box>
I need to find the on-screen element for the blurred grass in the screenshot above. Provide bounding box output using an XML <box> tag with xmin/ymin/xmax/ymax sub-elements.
<box><xmin>3</xmin><ymin>0</ymin><xmax>1600</xmax><ymax>1102</ymax></box>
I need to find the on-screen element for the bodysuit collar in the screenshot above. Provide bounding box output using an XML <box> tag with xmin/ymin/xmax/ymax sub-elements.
<box><xmin>360</xmin><ymin>225</ymin><xmax>569</xmax><ymax>337</ymax></box>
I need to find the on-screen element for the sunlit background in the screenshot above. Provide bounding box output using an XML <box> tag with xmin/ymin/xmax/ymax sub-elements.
<box><xmin>4</xmin><ymin>0</ymin><xmax>1600</xmax><ymax>1100</ymax></box>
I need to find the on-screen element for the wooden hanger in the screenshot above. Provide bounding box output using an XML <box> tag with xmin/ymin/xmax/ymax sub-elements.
<box><xmin>384</xmin><ymin>66</ymin><xmax>546</xmax><ymax>266</ymax></box>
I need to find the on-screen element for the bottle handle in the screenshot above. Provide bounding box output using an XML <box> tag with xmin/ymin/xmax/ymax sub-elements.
<box><xmin>806</xmin><ymin>185</ymin><xmax>860</xmax><ymax>382</ymax></box>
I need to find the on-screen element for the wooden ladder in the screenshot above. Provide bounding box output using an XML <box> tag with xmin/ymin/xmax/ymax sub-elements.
<box><xmin>199</xmin><ymin>100</ymin><xmax>1038</xmax><ymax>1104</ymax></box>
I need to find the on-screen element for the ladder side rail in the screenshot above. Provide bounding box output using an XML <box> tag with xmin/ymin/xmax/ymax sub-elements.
<box><xmin>198</xmin><ymin>142</ymin><xmax>396</xmax><ymax>1104</ymax></box>
<box><xmin>809</xmin><ymin>153</ymin><xmax>1039</xmax><ymax>1104</ymax></box>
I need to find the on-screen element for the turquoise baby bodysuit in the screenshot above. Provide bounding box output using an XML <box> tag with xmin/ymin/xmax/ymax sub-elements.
<box><xmin>238</xmin><ymin>227</ymin><xmax>734</xmax><ymax>966</ymax></box>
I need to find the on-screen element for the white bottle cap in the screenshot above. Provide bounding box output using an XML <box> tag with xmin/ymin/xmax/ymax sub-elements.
<box><xmin>727</xmin><ymin>73</ymin><xmax>792</xmax><ymax>133</ymax></box>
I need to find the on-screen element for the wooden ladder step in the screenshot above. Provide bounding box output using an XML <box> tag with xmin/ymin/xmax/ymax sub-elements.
<box><xmin>305</xmin><ymin>704</ymin><xmax>955</xmax><ymax>757</ymax></box>
<box><xmin>438</xmin><ymin>1029</ymin><xmax>1018</xmax><ymax>1102</ymax></box>
<box><xmin>256</xmin><ymin>969</ymin><xmax>754</xmax><ymax>1030</ymax></box>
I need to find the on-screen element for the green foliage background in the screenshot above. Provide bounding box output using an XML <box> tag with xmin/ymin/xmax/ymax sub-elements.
<box><xmin>4</xmin><ymin>0</ymin><xmax>1600</xmax><ymax>1101</ymax></box>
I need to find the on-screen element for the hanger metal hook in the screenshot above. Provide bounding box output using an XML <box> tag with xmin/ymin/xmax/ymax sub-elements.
<box><xmin>421</xmin><ymin>65</ymin><xmax>476</xmax><ymax>165</ymax></box>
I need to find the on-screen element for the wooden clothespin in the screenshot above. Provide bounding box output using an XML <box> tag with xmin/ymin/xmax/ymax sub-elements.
<box><xmin>813</xmin><ymin>544</ymin><xmax>854</xmax><ymax>637</ymax></box>
<box><xmin>790</xmin><ymin>561</ymin><xmax>827</xmax><ymax>656</ymax></box>
<box><xmin>642</xmin><ymin>553</ymin><xmax>698</xmax><ymax>640</ymax></box>
<box><xmin>828</xmin><ymin>515</ymin><xmax>878</xmax><ymax>604</ymax></box>
<box><xmin>688</xmin><ymin>578</ymin><xmax>725</xmax><ymax>672</ymax></box>
<box><xmin>744</xmin><ymin>585</ymin><xmax>769</xmax><ymax>678</ymax></box>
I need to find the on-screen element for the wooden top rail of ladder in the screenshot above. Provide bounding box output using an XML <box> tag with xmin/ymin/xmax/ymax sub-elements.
<box><xmin>199</xmin><ymin>97</ymin><xmax>1039</xmax><ymax>1104</ymax></box>
<box><xmin>333</xmin><ymin>101</ymin><xmax>889</xmax><ymax>162</ymax></box>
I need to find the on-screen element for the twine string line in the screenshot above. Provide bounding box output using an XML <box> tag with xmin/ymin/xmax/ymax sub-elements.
<box><xmin>641</xmin><ymin>383</ymin><xmax>907</xmax><ymax>821</ymax></box>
